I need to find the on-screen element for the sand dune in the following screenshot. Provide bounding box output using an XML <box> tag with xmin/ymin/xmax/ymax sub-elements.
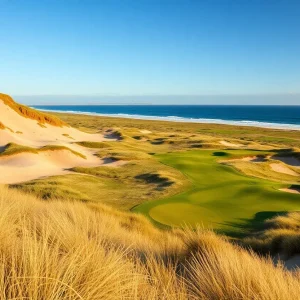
<box><xmin>270</xmin><ymin>163</ymin><xmax>299</xmax><ymax>176</ymax></box>
<box><xmin>0</xmin><ymin>96</ymin><xmax>121</xmax><ymax>184</ymax></box>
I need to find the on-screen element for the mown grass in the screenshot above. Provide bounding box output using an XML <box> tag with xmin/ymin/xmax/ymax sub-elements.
<box><xmin>134</xmin><ymin>150</ymin><xmax>300</xmax><ymax>235</ymax></box>
<box><xmin>1</xmin><ymin>185</ymin><xmax>300</xmax><ymax>299</ymax></box>
<box><xmin>0</xmin><ymin>93</ymin><xmax>67</xmax><ymax>127</ymax></box>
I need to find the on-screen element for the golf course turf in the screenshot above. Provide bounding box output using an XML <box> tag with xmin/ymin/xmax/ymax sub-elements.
<box><xmin>134</xmin><ymin>150</ymin><xmax>300</xmax><ymax>236</ymax></box>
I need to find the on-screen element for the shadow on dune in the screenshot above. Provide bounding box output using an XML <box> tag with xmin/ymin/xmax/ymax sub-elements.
<box><xmin>217</xmin><ymin>211</ymin><xmax>288</xmax><ymax>238</ymax></box>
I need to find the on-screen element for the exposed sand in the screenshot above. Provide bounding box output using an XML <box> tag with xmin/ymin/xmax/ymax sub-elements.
<box><xmin>0</xmin><ymin>100</ymin><xmax>106</xmax><ymax>149</ymax></box>
<box><xmin>270</xmin><ymin>163</ymin><xmax>299</xmax><ymax>177</ymax></box>
<box><xmin>219</xmin><ymin>140</ymin><xmax>242</xmax><ymax>148</ymax></box>
<box><xmin>272</xmin><ymin>156</ymin><xmax>300</xmax><ymax>168</ymax></box>
<box><xmin>0</xmin><ymin>149</ymin><xmax>124</xmax><ymax>184</ymax></box>
<box><xmin>279</xmin><ymin>188</ymin><xmax>300</xmax><ymax>194</ymax></box>
<box><xmin>140</xmin><ymin>130</ymin><xmax>152</xmax><ymax>134</ymax></box>
<box><xmin>0</xmin><ymin>99</ymin><xmax>123</xmax><ymax>184</ymax></box>
<box><xmin>222</xmin><ymin>156</ymin><xmax>267</xmax><ymax>164</ymax></box>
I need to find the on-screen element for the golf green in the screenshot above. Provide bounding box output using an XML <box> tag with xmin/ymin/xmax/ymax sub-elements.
<box><xmin>134</xmin><ymin>150</ymin><xmax>300</xmax><ymax>235</ymax></box>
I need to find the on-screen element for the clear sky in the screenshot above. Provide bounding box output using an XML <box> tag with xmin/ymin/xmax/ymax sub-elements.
<box><xmin>1</xmin><ymin>0</ymin><xmax>300</xmax><ymax>104</ymax></box>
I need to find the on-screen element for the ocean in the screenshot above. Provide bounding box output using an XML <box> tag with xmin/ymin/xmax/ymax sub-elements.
<box><xmin>32</xmin><ymin>105</ymin><xmax>300</xmax><ymax>130</ymax></box>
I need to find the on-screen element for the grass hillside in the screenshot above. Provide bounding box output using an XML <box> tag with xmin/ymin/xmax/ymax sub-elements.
<box><xmin>0</xmin><ymin>185</ymin><xmax>300</xmax><ymax>299</ymax></box>
<box><xmin>0</xmin><ymin>93</ymin><xmax>67</xmax><ymax>127</ymax></box>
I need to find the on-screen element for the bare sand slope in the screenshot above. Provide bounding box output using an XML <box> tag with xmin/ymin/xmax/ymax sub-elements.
<box><xmin>219</xmin><ymin>140</ymin><xmax>242</xmax><ymax>148</ymax></box>
<box><xmin>0</xmin><ymin>150</ymin><xmax>123</xmax><ymax>184</ymax></box>
<box><xmin>270</xmin><ymin>163</ymin><xmax>299</xmax><ymax>176</ymax></box>
<box><xmin>0</xmin><ymin>100</ymin><xmax>105</xmax><ymax>148</ymax></box>
<box><xmin>0</xmin><ymin>98</ymin><xmax>122</xmax><ymax>184</ymax></box>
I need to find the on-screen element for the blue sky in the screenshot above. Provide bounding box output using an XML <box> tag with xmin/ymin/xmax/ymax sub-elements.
<box><xmin>1</xmin><ymin>0</ymin><xmax>300</xmax><ymax>104</ymax></box>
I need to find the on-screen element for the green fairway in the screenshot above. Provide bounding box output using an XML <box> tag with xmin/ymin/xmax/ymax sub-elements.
<box><xmin>133</xmin><ymin>150</ymin><xmax>300</xmax><ymax>236</ymax></box>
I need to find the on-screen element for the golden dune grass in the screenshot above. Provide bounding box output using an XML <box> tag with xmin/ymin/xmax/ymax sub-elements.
<box><xmin>0</xmin><ymin>93</ymin><xmax>67</xmax><ymax>127</ymax></box>
<box><xmin>244</xmin><ymin>212</ymin><xmax>300</xmax><ymax>257</ymax></box>
<box><xmin>0</xmin><ymin>143</ymin><xmax>86</xmax><ymax>159</ymax></box>
<box><xmin>0</xmin><ymin>186</ymin><xmax>300</xmax><ymax>299</ymax></box>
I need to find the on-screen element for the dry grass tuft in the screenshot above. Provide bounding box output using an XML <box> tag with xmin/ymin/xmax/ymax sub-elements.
<box><xmin>0</xmin><ymin>186</ymin><xmax>300</xmax><ymax>299</ymax></box>
<box><xmin>0</xmin><ymin>93</ymin><xmax>67</xmax><ymax>127</ymax></box>
<box><xmin>0</xmin><ymin>143</ymin><xmax>86</xmax><ymax>159</ymax></box>
<box><xmin>244</xmin><ymin>212</ymin><xmax>300</xmax><ymax>257</ymax></box>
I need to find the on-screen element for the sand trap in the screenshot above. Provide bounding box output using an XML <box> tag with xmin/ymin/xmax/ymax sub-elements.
<box><xmin>239</xmin><ymin>156</ymin><xmax>266</xmax><ymax>162</ymax></box>
<box><xmin>273</xmin><ymin>156</ymin><xmax>300</xmax><ymax>168</ymax></box>
<box><xmin>219</xmin><ymin>140</ymin><xmax>241</xmax><ymax>148</ymax></box>
<box><xmin>140</xmin><ymin>130</ymin><xmax>152</xmax><ymax>134</ymax></box>
<box><xmin>279</xmin><ymin>188</ymin><xmax>300</xmax><ymax>194</ymax></box>
<box><xmin>270</xmin><ymin>163</ymin><xmax>299</xmax><ymax>176</ymax></box>
<box><xmin>222</xmin><ymin>155</ymin><xmax>267</xmax><ymax>164</ymax></box>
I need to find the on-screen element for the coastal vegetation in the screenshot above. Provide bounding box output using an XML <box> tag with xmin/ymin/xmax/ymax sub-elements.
<box><xmin>1</xmin><ymin>96</ymin><xmax>300</xmax><ymax>298</ymax></box>
<box><xmin>0</xmin><ymin>93</ymin><xmax>67</xmax><ymax>127</ymax></box>
<box><xmin>1</xmin><ymin>185</ymin><xmax>300</xmax><ymax>299</ymax></box>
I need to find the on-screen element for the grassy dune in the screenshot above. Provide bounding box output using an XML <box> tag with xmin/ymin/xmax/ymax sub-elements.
<box><xmin>0</xmin><ymin>93</ymin><xmax>67</xmax><ymax>127</ymax></box>
<box><xmin>244</xmin><ymin>211</ymin><xmax>300</xmax><ymax>257</ymax></box>
<box><xmin>0</xmin><ymin>185</ymin><xmax>300</xmax><ymax>299</ymax></box>
<box><xmin>13</xmin><ymin>159</ymin><xmax>189</xmax><ymax>209</ymax></box>
<box><xmin>0</xmin><ymin>143</ymin><xmax>86</xmax><ymax>159</ymax></box>
<box><xmin>54</xmin><ymin>112</ymin><xmax>300</xmax><ymax>148</ymax></box>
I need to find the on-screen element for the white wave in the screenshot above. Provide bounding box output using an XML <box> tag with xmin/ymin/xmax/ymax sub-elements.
<box><xmin>33</xmin><ymin>108</ymin><xmax>300</xmax><ymax>130</ymax></box>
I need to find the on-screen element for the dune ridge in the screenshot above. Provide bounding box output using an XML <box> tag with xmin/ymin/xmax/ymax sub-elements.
<box><xmin>0</xmin><ymin>94</ymin><xmax>120</xmax><ymax>184</ymax></box>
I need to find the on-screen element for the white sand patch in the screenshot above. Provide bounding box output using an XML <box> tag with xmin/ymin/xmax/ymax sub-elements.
<box><xmin>273</xmin><ymin>156</ymin><xmax>300</xmax><ymax>168</ymax></box>
<box><xmin>139</xmin><ymin>130</ymin><xmax>152</xmax><ymax>134</ymax></box>
<box><xmin>222</xmin><ymin>156</ymin><xmax>267</xmax><ymax>164</ymax></box>
<box><xmin>0</xmin><ymin>149</ymin><xmax>124</xmax><ymax>184</ymax></box>
<box><xmin>270</xmin><ymin>163</ymin><xmax>299</xmax><ymax>176</ymax></box>
<box><xmin>279</xmin><ymin>188</ymin><xmax>300</xmax><ymax>194</ymax></box>
<box><xmin>0</xmin><ymin>100</ymin><xmax>107</xmax><ymax>148</ymax></box>
<box><xmin>219</xmin><ymin>140</ymin><xmax>241</xmax><ymax>148</ymax></box>
<box><xmin>0</xmin><ymin>99</ymin><xmax>124</xmax><ymax>184</ymax></box>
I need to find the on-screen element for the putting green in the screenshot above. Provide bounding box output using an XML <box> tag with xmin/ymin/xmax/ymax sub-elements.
<box><xmin>134</xmin><ymin>150</ymin><xmax>300</xmax><ymax>235</ymax></box>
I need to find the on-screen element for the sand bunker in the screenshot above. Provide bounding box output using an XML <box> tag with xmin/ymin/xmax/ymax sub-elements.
<box><xmin>272</xmin><ymin>156</ymin><xmax>300</xmax><ymax>168</ymax></box>
<box><xmin>270</xmin><ymin>163</ymin><xmax>299</xmax><ymax>177</ymax></box>
<box><xmin>279</xmin><ymin>188</ymin><xmax>300</xmax><ymax>194</ymax></box>
<box><xmin>219</xmin><ymin>140</ymin><xmax>241</xmax><ymax>148</ymax></box>
<box><xmin>222</xmin><ymin>156</ymin><xmax>267</xmax><ymax>164</ymax></box>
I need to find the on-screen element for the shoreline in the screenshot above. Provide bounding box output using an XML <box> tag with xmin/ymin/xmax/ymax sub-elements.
<box><xmin>37</xmin><ymin>108</ymin><xmax>300</xmax><ymax>131</ymax></box>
